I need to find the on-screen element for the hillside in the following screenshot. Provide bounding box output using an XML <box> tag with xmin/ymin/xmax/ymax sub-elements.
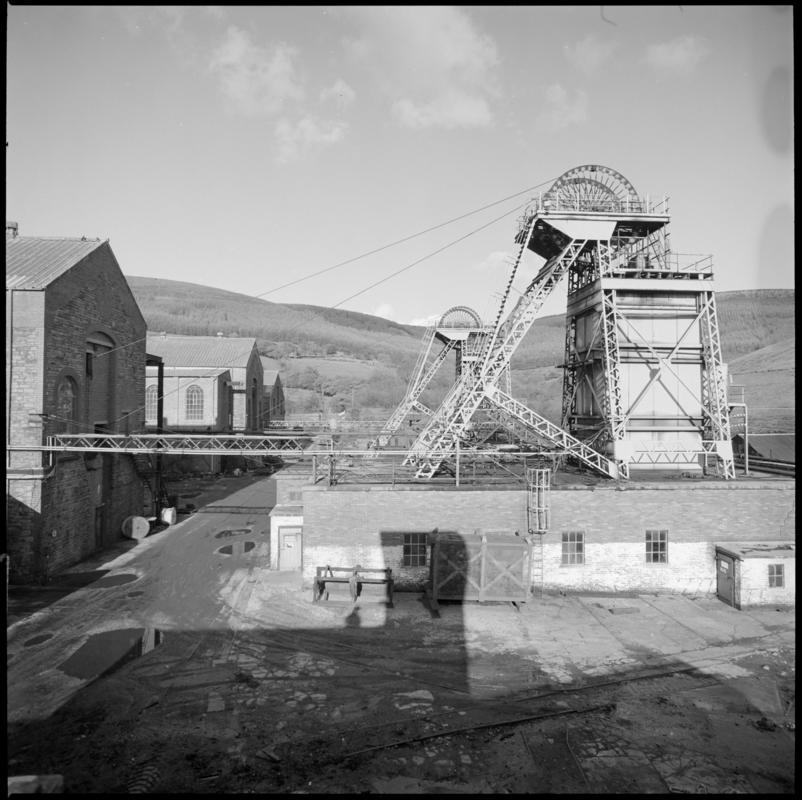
<box><xmin>728</xmin><ymin>339</ymin><xmax>795</xmax><ymax>433</ymax></box>
<box><xmin>126</xmin><ymin>277</ymin><xmax>794</xmax><ymax>430</ymax></box>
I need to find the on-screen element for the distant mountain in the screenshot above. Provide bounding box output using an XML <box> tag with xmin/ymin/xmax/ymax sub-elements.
<box><xmin>125</xmin><ymin>277</ymin><xmax>794</xmax><ymax>430</ymax></box>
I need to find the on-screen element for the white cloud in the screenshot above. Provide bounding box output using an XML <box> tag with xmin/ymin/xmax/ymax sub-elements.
<box><xmin>564</xmin><ymin>33</ymin><xmax>618</xmax><ymax>75</ymax></box>
<box><xmin>320</xmin><ymin>78</ymin><xmax>356</xmax><ymax>111</ymax></box>
<box><xmin>540</xmin><ymin>83</ymin><xmax>588</xmax><ymax>130</ymax></box>
<box><xmin>645</xmin><ymin>35</ymin><xmax>710</xmax><ymax>76</ymax></box>
<box><xmin>275</xmin><ymin>116</ymin><xmax>349</xmax><ymax>164</ymax></box>
<box><xmin>407</xmin><ymin>313</ymin><xmax>440</xmax><ymax>327</ymax></box>
<box><xmin>373</xmin><ymin>303</ymin><xmax>396</xmax><ymax>320</ymax></box>
<box><xmin>475</xmin><ymin>251</ymin><xmax>513</xmax><ymax>272</ymax></box>
<box><xmin>344</xmin><ymin>7</ymin><xmax>499</xmax><ymax>129</ymax></box>
<box><xmin>209</xmin><ymin>27</ymin><xmax>305</xmax><ymax>116</ymax></box>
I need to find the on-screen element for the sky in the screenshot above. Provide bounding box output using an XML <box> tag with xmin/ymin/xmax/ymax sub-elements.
<box><xmin>6</xmin><ymin>5</ymin><xmax>794</xmax><ymax>326</ymax></box>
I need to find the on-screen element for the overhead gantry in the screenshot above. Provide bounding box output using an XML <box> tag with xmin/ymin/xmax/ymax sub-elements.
<box><xmin>400</xmin><ymin>164</ymin><xmax>735</xmax><ymax>480</ymax></box>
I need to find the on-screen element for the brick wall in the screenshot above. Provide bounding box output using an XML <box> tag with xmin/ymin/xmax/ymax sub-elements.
<box><xmin>6</xmin><ymin>244</ymin><xmax>146</xmax><ymax>582</ymax></box>
<box><xmin>299</xmin><ymin>481</ymin><xmax>796</xmax><ymax>596</ymax></box>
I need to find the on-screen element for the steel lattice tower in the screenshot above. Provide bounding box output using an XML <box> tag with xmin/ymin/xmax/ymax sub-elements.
<box><xmin>400</xmin><ymin>164</ymin><xmax>735</xmax><ymax>480</ymax></box>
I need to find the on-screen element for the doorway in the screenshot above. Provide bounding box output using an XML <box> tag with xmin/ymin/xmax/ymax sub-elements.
<box><xmin>278</xmin><ymin>527</ymin><xmax>303</xmax><ymax>571</ymax></box>
<box><xmin>716</xmin><ymin>552</ymin><xmax>736</xmax><ymax>608</ymax></box>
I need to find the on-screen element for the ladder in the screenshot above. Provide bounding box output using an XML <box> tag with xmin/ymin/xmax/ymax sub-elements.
<box><xmin>526</xmin><ymin>467</ymin><xmax>550</xmax><ymax>598</ymax></box>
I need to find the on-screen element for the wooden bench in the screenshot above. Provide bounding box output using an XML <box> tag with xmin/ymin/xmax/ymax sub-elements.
<box><xmin>313</xmin><ymin>565</ymin><xmax>394</xmax><ymax>606</ymax></box>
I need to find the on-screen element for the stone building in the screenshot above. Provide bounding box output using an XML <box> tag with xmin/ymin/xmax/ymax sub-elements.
<box><xmin>268</xmin><ymin>467</ymin><xmax>795</xmax><ymax>607</ymax></box>
<box><xmin>260</xmin><ymin>356</ymin><xmax>285</xmax><ymax>428</ymax></box>
<box><xmin>145</xmin><ymin>333</ymin><xmax>263</xmax><ymax>433</ymax></box>
<box><xmin>6</xmin><ymin>227</ymin><xmax>146</xmax><ymax>583</ymax></box>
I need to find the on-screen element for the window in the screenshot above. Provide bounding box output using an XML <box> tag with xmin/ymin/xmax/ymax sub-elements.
<box><xmin>768</xmin><ymin>564</ymin><xmax>784</xmax><ymax>588</ymax></box>
<box><xmin>562</xmin><ymin>531</ymin><xmax>585</xmax><ymax>565</ymax></box>
<box><xmin>185</xmin><ymin>384</ymin><xmax>203</xmax><ymax>420</ymax></box>
<box><xmin>55</xmin><ymin>376</ymin><xmax>78</xmax><ymax>433</ymax></box>
<box><xmin>646</xmin><ymin>530</ymin><xmax>668</xmax><ymax>563</ymax></box>
<box><xmin>85</xmin><ymin>351</ymin><xmax>93</xmax><ymax>378</ymax></box>
<box><xmin>403</xmin><ymin>533</ymin><xmax>428</xmax><ymax>567</ymax></box>
<box><xmin>145</xmin><ymin>385</ymin><xmax>158</xmax><ymax>423</ymax></box>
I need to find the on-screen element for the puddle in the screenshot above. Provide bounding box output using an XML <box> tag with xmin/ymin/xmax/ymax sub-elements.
<box><xmin>215</xmin><ymin>529</ymin><xmax>252</xmax><ymax>539</ymax></box>
<box><xmin>58</xmin><ymin>628</ymin><xmax>164</xmax><ymax>680</ymax></box>
<box><xmin>217</xmin><ymin>542</ymin><xmax>256</xmax><ymax>556</ymax></box>
<box><xmin>94</xmin><ymin>573</ymin><xmax>139</xmax><ymax>588</ymax></box>
<box><xmin>24</xmin><ymin>633</ymin><xmax>53</xmax><ymax>647</ymax></box>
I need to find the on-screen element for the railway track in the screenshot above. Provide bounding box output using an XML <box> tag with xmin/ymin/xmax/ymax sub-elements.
<box><xmin>734</xmin><ymin>456</ymin><xmax>795</xmax><ymax>477</ymax></box>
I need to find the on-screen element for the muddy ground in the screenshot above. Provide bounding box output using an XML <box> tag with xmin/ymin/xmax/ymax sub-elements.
<box><xmin>7</xmin><ymin>471</ymin><xmax>796</xmax><ymax>794</ymax></box>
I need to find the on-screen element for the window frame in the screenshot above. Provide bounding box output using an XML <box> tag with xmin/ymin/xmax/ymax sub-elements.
<box><xmin>402</xmin><ymin>533</ymin><xmax>428</xmax><ymax>567</ymax></box>
<box><xmin>185</xmin><ymin>384</ymin><xmax>204</xmax><ymax>421</ymax></box>
<box><xmin>145</xmin><ymin>385</ymin><xmax>158</xmax><ymax>424</ymax></box>
<box><xmin>768</xmin><ymin>563</ymin><xmax>785</xmax><ymax>588</ymax></box>
<box><xmin>645</xmin><ymin>529</ymin><xmax>668</xmax><ymax>564</ymax></box>
<box><xmin>561</xmin><ymin>530</ymin><xmax>585</xmax><ymax>566</ymax></box>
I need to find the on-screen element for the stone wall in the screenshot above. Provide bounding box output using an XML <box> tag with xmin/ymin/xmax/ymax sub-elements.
<box><xmin>6</xmin><ymin>243</ymin><xmax>146</xmax><ymax>582</ymax></box>
<box><xmin>299</xmin><ymin>481</ymin><xmax>796</xmax><ymax>596</ymax></box>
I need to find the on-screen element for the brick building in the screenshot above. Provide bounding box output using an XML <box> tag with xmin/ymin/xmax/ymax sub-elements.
<box><xmin>269</xmin><ymin>469</ymin><xmax>795</xmax><ymax>606</ymax></box>
<box><xmin>6</xmin><ymin>228</ymin><xmax>147</xmax><ymax>583</ymax></box>
<box><xmin>145</xmin><ymin>333</ymin><xmax>263</xmax><ymax>433</ymax></box>
<box><xmin>260</xmin><ymin>356</ymin><xmax>285</xmax><ymax>428</ymax></box>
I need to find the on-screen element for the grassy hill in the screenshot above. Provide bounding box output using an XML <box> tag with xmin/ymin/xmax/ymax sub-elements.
<box><xmin>126</xmin><ymin>276</ymin><xmax>794</xmax><ymax>431</ymax></box>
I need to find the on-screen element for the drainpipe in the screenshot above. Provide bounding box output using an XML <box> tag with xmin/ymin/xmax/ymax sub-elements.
<box><xmin>156</xmin><ymin>359</ymin><xmax>164</xmax><ymax>512</ymax></box>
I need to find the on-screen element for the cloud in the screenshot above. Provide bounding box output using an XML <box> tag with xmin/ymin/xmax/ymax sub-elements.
<box><xmin>209</xmin><ymin>26</ymin><xmax>305</xmax><ymax>116</ymax></box>
<box><xmin>475</xmin><ymin>251</ymin><xmax>513</xmax><ymax>272</ymax></box>
<box><xmin>320</xmin><ymin>78</ymin><xmax>356</xmax><ymax>111</ymax></box>
<box><xmin>539</xmin><ymin>83</ymin><xmax>588</xmax><ymax>130</ymax></box>
<box><xmin>275</xmin><ymin>116</ymin><xmax>349</xmax><ymax>164</ymax></box>
<box><xmin>645</xmin><ymin>35</ymin><xmax>710</xmax><ymax>76</ymax></box>
<box><xmin>407</xmin><ymin>313</ymin><xmax>440</xmax><ymax>327</ymax></box>
<box><xmin>373</xmin><ymin>303</ymin><xmax>396</xmax><ymax>320</ymax></box>
<box><xmin>344</xmin><ymin>7</ymin><xmax>499</xmax><ymax>129</ymax></box>
<box><xmin>564</xmin><ymin>33</ymin><xmax>618</xmax><ymax>75</ymax></box>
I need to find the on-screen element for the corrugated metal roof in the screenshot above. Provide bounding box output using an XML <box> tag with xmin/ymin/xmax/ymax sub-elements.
<box><xmin>263</xmin><ymin>369</ymin><xmax>280</xmax><ymax>386</ymax></box>
<box><xmin>145</xmin><ymin>333</ymin><xmax>257</xmax><ymax>368</ymax></box>
<box><xmin>146</xmin><ymin>365</ymin><xmax>230</xmax><ymax>378</ymax></box>
<box><xmin>6</xmin><ymin>236</ymin><xmax>106</xmax><ymax>289</ymax></box>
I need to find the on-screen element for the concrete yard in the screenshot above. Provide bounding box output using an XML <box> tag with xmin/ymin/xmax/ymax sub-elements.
<box><xmin>6</xmin><ymin>473</ymin><xmax>795</xmax><ymax>794</ymax></box>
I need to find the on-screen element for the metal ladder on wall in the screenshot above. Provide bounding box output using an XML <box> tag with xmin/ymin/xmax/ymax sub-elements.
<box><xmin>526</xmin><ymin>467</ymin><xmax>550</xmax><ymax>598</ymax></box>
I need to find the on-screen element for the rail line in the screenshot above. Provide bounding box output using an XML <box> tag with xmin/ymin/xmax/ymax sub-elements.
<box><xmin>734</xmin><ymin>456</ymin><xmax>795</xmax><ymax>477</ymax></box>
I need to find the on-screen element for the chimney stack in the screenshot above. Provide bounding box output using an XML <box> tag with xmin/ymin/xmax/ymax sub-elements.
<box><xmin>6</xmin><ymin>221</ymin><xmax>19</xmax><ymax>238</ymax></box>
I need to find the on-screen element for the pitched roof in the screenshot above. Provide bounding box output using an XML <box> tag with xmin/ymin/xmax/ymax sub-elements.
<box><xmin>146</xmin><ymin>333</ymin><xmax>257</xmax><ymax>369</ymax></box>
<box><xmin>263</xmin><ymin>369</ymin><xmax>280</xmax><ymax>387</ymax></box>
<box><xmin>6</xmin><ymin>236</ymin><xmax>106</xmax><ymax>289</ymax></box>
<box><xmin>146</xmin><ymin>366</ymin><xmax>230</xmax><ymax>379</ymax></box>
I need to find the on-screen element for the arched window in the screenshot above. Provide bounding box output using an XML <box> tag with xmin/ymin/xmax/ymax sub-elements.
<box><xmin>145</xmin><ymin>385</ymin><xmax>158</xmax><ymax>423</ymax></box>
<box><xmin>56</xmin><ymin>376</ymin><xmax>78</xmax><ymax>433</ymax></box>
<box><xmin>185</xmin><ymin>384</ymin><xmax>203</xmax><ymax>421</ymax></box>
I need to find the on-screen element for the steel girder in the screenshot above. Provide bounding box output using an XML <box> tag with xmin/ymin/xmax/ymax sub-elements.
<box><xmin>405</xmin><ymin>234</ymin><xmax>622</xmax><ymax>479</ymax></box>
<box><xmin>372</xmin><ymin>334</ymin><xmax>458</xmax><ymax>449</ymax></box>
<box><xmin>35</xmin><ymin>433</ymin><xmax>308</xmax><ymax>455</ymax></box>
<box><xmin>699</xmin><ymin>293</ymin><xmax>735</xmax><ymax>478</ymax></box>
